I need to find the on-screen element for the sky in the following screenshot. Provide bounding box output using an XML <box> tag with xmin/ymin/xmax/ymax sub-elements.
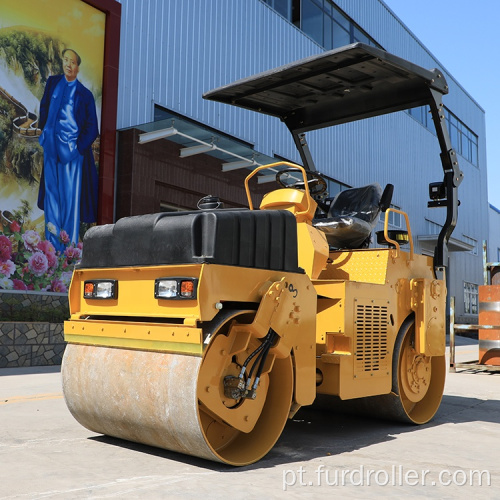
<box><xmin>383</xmin><ymin>0</ymin><xmax>500</xmax><ymax>209</ymax></box>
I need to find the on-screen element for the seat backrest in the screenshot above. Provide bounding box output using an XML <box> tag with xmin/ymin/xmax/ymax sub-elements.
<box><xmin>328</xmin><ymin>183</ymin><xmax>383</xmax><ymax>223</ymax></box>
<box><xmin>314</xmin><ymin>183</ymin><xmax>394</xmax><ymax>249</ymax></box>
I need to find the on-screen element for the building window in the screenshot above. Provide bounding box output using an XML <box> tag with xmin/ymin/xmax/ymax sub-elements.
<box><xmin>464</xmin><ymin>282</ymin><xmax>478</xmax><ymax>315</ymax></box>
<box><xmin>408</xmin><ymin>106</ymin><xmax>433</xmax><ymax>132</ymax></box>
<box><xmin>276</xmin><ymin>0</ymin><xmax>382</xmax><ymax>50</ymax></box>
<box><xmin>444</xmin><ymin>108</ymin><xmax>478</xmax><ymax>166</ymax></box>
<box><xmin>381</xmin><ymin>205</ymin><xmax>403</xmax><ymax>228</ymax></box>
<box><xmin>262</xmin><ymin>0</ymin><xmax>292</xmax><ymax>20</ymax></box>
<box><xmin>300</xmin><ymin>0</ymin><xmax>324</xmax><ymax>46</ymax></box>
<box><xmin>407</xmin><ymin>106</ymin><xmax>478</xmax><ymax>167</ymax></box>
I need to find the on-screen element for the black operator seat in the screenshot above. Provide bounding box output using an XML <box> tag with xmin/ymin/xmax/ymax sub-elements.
<box><xmin>313</xmin><ymin>183</ymin><xmax>394</xmax><ymax>249</ymax></box>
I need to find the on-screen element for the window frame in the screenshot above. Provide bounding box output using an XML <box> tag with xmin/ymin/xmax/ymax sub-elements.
<box><xmin>463</xmin><ymin>281</ymin><xmax>479</xmax><ymax>315</ymax></box>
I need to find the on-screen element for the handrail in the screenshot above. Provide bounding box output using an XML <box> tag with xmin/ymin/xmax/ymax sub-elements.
<box><xmin>244</xmin><ymin>161</ymin><xmax>311</xmax><ymax>216</ymax></box>
<box><xmin>383</xmin><ymin>208</ymin><xmax>414</xmax><ymax>261</ymax></box>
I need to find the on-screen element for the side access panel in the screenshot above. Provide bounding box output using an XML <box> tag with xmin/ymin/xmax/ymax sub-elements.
<box><xmin>315</xmin><ymin>280</ymin><xmax>396</xmax><ymax>400</ymax></box>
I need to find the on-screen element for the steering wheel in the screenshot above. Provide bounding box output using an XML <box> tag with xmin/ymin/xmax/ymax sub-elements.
<box><xmin>276</xmin><ymin>168</ymin><xmax>327</xmax><ymax>195</ymax></box>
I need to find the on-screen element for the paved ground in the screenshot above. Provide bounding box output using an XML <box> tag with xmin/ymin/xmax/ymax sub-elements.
<box><xmin>0</xmin><ymin>336</ymin><xmax>498</xmax><ymax>499</ymax></box>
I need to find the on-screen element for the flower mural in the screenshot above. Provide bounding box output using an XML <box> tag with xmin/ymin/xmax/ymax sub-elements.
<box><xmin>0</xmin><ymin>211</ymin><xmax>81</xmax><ymax>292</ymax></box>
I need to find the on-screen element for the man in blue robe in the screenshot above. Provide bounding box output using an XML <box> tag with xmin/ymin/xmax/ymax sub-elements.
<box><xmin>37</xmin><ymin>48</ymin><xmax>99</xmax><ymax>252</ymax></box>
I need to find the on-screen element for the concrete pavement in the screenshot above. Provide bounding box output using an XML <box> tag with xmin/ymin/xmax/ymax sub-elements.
<box><xmin>0</xmin><ymin>336</ymin><xmax>498</xmax><ymax>499</ymax></box>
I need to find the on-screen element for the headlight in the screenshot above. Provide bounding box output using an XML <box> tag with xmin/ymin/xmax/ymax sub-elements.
<box><xmin>155</xmin><ymin>277</ymin><xmax>198</xmax><ymax>299</ymax></box>
<box><xmin>83</xmin><ymin>280</ymin><xmax>118</xmax><ymax>299</ymax></box>
<box><xmin>156</xmin><ymin>279</ymin><xmax>178</xmax><ymax>298</ymax></box>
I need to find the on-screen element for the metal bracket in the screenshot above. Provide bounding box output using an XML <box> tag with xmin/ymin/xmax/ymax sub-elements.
<box><xmin>289</xmin><ymin>130</ymin><xmax>317</xmax><ymax>173</ymax></box>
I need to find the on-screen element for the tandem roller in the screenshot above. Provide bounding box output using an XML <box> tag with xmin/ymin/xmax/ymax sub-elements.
<box><xmin>62</xmin><ymin>44</ymin><xmax>461</xmax><ymax>465</ymax></box>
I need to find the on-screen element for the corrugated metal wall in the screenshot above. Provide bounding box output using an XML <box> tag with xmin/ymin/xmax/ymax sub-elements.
<box><xmin>117</xmin><ymin>0</ymin><xmax>322</xmax><ymax>159</ymax></box>
<box><xmin>488</xmin><ymin>207</ymin><xmax>500</xmax><ymax>264</ymax></box>
<box><xmin>115</xmin><ymin>0</ymin><xmax>488</xmax><ymax>319</ymax></box>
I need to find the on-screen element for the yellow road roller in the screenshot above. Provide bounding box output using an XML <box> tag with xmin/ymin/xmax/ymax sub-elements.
<box><xmin>62</xmin><ymin>43</ymin><xmax>463</xmax><ymax>465</ymax></box>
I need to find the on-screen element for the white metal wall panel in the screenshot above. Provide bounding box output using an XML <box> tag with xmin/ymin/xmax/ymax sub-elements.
<box><xmin>488</xmin><ymin>207</ymin><xmax>500</xmax><ymax>263</ymax></box>
<box><xmin>117</xmin><ymin>0</ymin><xmax>323</xmax><ymax>164</ymax></box>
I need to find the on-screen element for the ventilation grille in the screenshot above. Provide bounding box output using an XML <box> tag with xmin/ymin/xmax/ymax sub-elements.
<box><xmin>355</xmin><ymin>303</ymin><xmax>389</xmax><ymax>375</ymax></box>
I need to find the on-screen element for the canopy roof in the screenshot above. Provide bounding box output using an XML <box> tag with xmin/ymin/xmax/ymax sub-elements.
<box><xmin>203</xmin><ymin>43</ymin><xmax>448</xmax><ymax>134</ymax></box>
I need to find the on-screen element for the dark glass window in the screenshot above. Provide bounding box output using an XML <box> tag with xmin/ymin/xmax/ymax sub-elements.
<box><xmin>313</xmin><ymin>1</ymin><xmax>379</xmax><ymax>49</ymax></box>
<box><xmin>332</xmin><ymin>20</ymin><xmax>350</xmax><ymax>47</ymax></box>
<box><xmin>263</xmin><ymin>0</ymin><xmax>292</xmax><ymax>20</ymax></box>
<box><xmin>471</xmin><ymin>138</ymin><xmax>478</xmax><ymax>165</ymax></box>
<box><xmin>352</xmin><ymin>26</ymin><xmax>370</xmax><ymax>44</ymax></box>
<box><xmin>408</xmin><ymin>106</ymin><xmax>478</xmax><ymax>167</ymax></box>
<box><xmin>323</xmin><ymin>14</ymin><xmax>333</xmax><ymax>50</ymax></box>
<box><xmin>332</xmin><ymin>7</ymin><xmax>350</xmax><ymax>30</ymax></box>
<box><xmin>301</xmin><ymin>0</ymin><xmax>324</xmax><ymax>45</ymax></box>
<box><xmin>449</xmin><ymin>121</ymin><xmax>459</xmax><ymax>150</ymax></box>
<box><xmin>444</xmin><ymin>108</ymin><xmax>478</xmax><ymax>166</ymax></box>
<box><xmin>287</xmin><ymin>0</ymin><xmax>381</xmax><ymax>50</ymax></box>
<box><xmin>408</xmin><ymin>106</ymin><xmax>432</xmax><ymax>131</ymax></box>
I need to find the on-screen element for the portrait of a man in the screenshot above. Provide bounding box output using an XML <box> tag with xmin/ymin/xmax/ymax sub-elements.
<box><xmin>37</xmin><ymin>48</ymin><xmax>99</xmax><ymax>252</ymax></box>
